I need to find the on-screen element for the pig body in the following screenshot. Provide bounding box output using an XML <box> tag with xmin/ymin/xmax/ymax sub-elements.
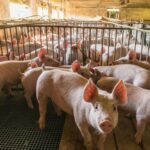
<box><xmin>113</xmin><ymin>50</ymin><xmax>150</xmax><ymax>71</ymax></box>
<box><xmin>0</xmin><ymin>60</ymin><xmax>30</xmax><ymax>95</ymax></box>
<box><xmin>0</xmin><ymin>54</ymin><xmax>60</xmax><ymax>96</ymax></box>
<box><xmin>97</xmin><ymin>77</ymin><xmax>150</xmax><ymax>144</ymax></box>
<box><xmin>89</xmin><ymin>44</ymin><xmax>127</xmax><ymax>64</ymax></box>
<box><xmin>21</xmin><ymin>61</ymin><xmax>97</xmax><ymax>109</ymax></box>
<box><xmin>94</xmin><ymin>64</ymin><xmax>150</xmax><ymax>90</ymax></box>
<box><xmin>21</xmin><ymin>66</ymin><xmax>70</xmax><ymax>109</ymax></box>
<box><xmin>36</xmin><ymin>69</ymin><xmax>127</xmax><ymax>150</ymax></box>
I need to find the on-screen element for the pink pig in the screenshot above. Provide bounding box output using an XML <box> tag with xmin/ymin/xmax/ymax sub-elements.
<box><xmin>97</xmin><ymin>76</ymin><xmax>150</xmax><ymax>144</ymax></box>
<box><xmin>113</xmin><ymin>50</ymin><xmax>150</xmax><ymax>71</ymax></box>
<box><xmin>36</xmin><ymin>69</ymin><xmax>127</xmax><ymax>150</ymax></box>
<box><xmin>0</xmin><ymin>49</ymin><xmax>60</xmax><ymax>96</ymax></box>
<box><xmin>21</xmin><ymin>60</ymin><xmax>96</xmax><ymax>109</ymax></box>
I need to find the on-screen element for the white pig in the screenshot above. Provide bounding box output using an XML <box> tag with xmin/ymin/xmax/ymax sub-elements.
<box><xmin>0</xmin><ymin>49</ymin><xmax>60</xmax><ymax>96</ymax></box>
<box><xmin>93</xmin><ymin>64</ymin><xmax>150</xmax><ymax>90</ymax></box>
<box><xmin>97</xmin><ymin>77</ymin><xmax>150</xmax><ymax>144</ymax></box>
<box><xmin>21</xmin><ymin>60</ymin><xmax>97</xmax><ymax>109</ymax></box>
<box><xmin>113</xmin><ymin>50</ymin><xmax>150</xmax><ymax>71</ymax></box>
<box><xmin>36</xmin><ymin>69</ymin><xmax>127</xmax><ymax>150</ymax></box>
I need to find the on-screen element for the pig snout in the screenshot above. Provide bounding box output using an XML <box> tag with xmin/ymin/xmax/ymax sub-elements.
<box><xmin>99</xmin><ymin>119</ymin><xmax>113</xmax><ymax>133</ymax></box>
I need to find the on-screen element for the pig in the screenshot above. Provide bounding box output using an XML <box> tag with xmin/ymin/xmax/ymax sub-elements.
<box><xmin>97</xmin><ymin>77</ymin><xmax>150</xmax><ymax>144</ymax></box>
<box><xmin>129</xmin><ymin>44</ymin><xmax>150</xmax><ymax>61</ymax></box>
<box><xmin>89</xmin><ymin>43</ymin><xmax>127</xmax><ymax>65</ymax></box>
<box><xmin>21</xmin><ymin>60</ymin><xmax>97</xmax><ymax>109</ymax></box>
<box><xmin>93</xmin><ymin>64</ymin><xmax>150</xmax><ymax>90</ymax></box>
<box><xmin>36</xmin><ymin>69</ymin><xmax>127</xmax><ymax>150</ymax></box>
<box><xmin>0</xmin><ymin>49</ymin><xmax>60</xmax><ymax>96</ymax></box>
<box><xmin>113</xmin><ymin>50</ymin><xmax>150</xmax><ymax>71</ymax></box>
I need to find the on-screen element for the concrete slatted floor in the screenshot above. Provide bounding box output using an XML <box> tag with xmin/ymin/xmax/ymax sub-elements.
<box><xmin>0</xmin><ymin>90</ymin><xmax>150</xmax><ymax>150</ymax></box>
<box><xmin>0</xmin><ymin>91</ymin><xmax>65</xmax><ymax>150</ymax></box>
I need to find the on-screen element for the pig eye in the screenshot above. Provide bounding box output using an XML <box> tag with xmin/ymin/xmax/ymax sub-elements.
<box><xmin>113</xmin><ymin>105</ymin><xmax>117</xmax><ymax>112</ymax></box>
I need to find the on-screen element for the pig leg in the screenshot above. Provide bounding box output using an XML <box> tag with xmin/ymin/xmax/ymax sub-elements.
<box><xmin>52</xmin><ymin>103</ymin><xmax>62</xmax><ymax>116</ymax></box>
<box><xmin>24</xmin><ymin>92</ymin><xmax>34</xmax><ymax>109</ymax></box>
<box><xmin>38</xmin><ymin>96</ymin><xmax>48</xmax><ymax>130</ymax></box>
<box><xmin>76</xmin><ymin>123</ymin><xmax>93</xmax><ymax>150</ymax></box>
<box><xmin>97</xmin><ymin>134</ymin><xmax>106</xmax><ymax>150</ymax></box>
<box><xmin>135</xmin><ymin>115</ymin><xmax>146</xmax><ymax>144</ymax></box>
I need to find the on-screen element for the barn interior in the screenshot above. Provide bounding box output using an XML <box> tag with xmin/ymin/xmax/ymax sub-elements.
<box><xmin>0</xmin><ymin>0</ymin><xmax>150</xmax><ymax>150</ymax></box>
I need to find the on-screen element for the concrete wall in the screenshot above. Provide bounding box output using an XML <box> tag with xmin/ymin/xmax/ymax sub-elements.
<box><xmin>120</xmin><ymin>8</ymin><xmax>150</xmax><ymax>20</ymax></box>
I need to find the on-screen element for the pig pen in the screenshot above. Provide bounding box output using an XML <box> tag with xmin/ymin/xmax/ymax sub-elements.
<box><xmin>0</xmin><ymin>20</ymin><xmax>150</xmax><ymax>150</ymax></box>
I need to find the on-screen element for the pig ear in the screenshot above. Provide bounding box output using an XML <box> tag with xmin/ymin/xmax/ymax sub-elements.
<box><xmin>112</xmin><ymin>80</ymin><xmax>127</xmax><ymax>104</ymax></box>
<box><xmin>128</xmin><ymin>50</ymin><xmax>137</xmax><ymax>61</ymax></box>
<box><xmin>38</xmin><ymin>48</ymin><xmax>47</xmax><ymax>61</ymax></box>
<box><xmin>83</xmin><ymin>79</ymin><xmax>97</xmax><ymax>102</ymax></box>
<box><xmin>71</xmin><ymin>60</ymin><xmax>80</xmax><ymax>72</ymax></box>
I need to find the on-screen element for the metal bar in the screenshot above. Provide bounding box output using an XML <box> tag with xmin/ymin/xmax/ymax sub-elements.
<box><xmin>9</xmin><ymin>27</ymin><xmax>14</xmax><ymax>59</ymax></box>
<box><xmin>21</xmin><ymin>27</ymin><xmax>25</xmax><ymax>57</ymax></box>
<box><xmin>45</xmin><ymin>26</ymin><xmax>48</xmax><ymax>53</ymax></box>
<box><xmin>27</xmin><ymin>27</ymin><xmax>31</xmax><ymax>59</ymax></box>
<box><xmin>3</xmin><ymin>28</ymin><xmax>9</xmax><ymax>60</ymax></box>
<box><xmin>15</xmin><ymin>27</ymin><xmax>20</xmax><ymax>60</ymax></box>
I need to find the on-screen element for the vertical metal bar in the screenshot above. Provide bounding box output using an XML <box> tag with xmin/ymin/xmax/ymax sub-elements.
<box><xmin>70</xmin><ymin>27</ymin><xmax>72</xmax><ymax>62</ymax></box>
<box><xmin>27</xmin><ymin>26</ymin><xmax>31</xmax><ymax>59</ymax></box>
<box><xmin>46</xmin><ymin>26</ymin><xmax>48</xmax><ymax>53</ymax></box>
<box><xmin>21</xmin><ymin>27</ymin><xmax>25</xmax><ymax>56</ymax></box>
<box><xmin>114</xmin><ymin>29</ymin><xmax>117</xmax><ymax>61</ymax></box>
<box><xmin>82</xmin><ymin>27</ymin><xmax>85</xmax><ymax>65</ymax></box>
<box><xmin>76</xmin><ymin>27</ymin><xmax>79</xmax><ymax>61</ymax></box>
<box><xmin>101</xmin><ymin>29</ymin><xmax>104</xmax><ymax>66</ymax></box>
<box><xmin>58</xmin><ymin>27</ymin><xmax>61</xmax><ymax>61</ymax></box>
<box><xmin>52</xmin><ymin>26</ymin><xmax>54</xmax><ymax>58</ymax></box>
<box><xmin>64</xmin><ymin>27</ymin><xmax>66</xmax><ymax>64</ymax></box>
<box><xmin>134</xmin><ymin>30</ymin><xmax>138</xmax><ymax>51</ymax></box>
<box><xmin>89</xmin><ymin>28</ymin><xmax>91</xmax><ymax>59</ymax></box>
<box><xmin>121</xmin><ymin>29</ymin><xmax>124</xmax><ymax>57</ymax></box>
<box><xmin>33</xmin><ymin>26</ymin><xmax>37</xmax><ymax>56</ymax></box>
<box><xmin>15</xmin><ymin>26</ymin><xmax>20</xmax><ymax>60</ymax></box>
<box><xmin>10</xmin><ymin>27</ymin><xmax>14</xmax><ymax>59</ymax></box>
<box><xmin>140</xmin><ymin>31</ymin><xmax>144</xmax><ymax>61</ymax></box>
<box><xmin>39</xmin><ymin>27</ymin><xmax>42</xmax><ymax>46</ymax></box>
<box><xmin>95</xmin><ymin>28</ymin><xmax>98</xmax><ymax>61</ymax></box>
<box><xmin>147</xmin><ymin>33</ymin><xmax>150</xmax><ymax>62</ymax></box>
<box><xmin>107</xmin><ymin>29</ymin><xmax>111</xmax><ymax>65</ymax></box>
<box><xmin>4</xmin><ymin>28</ymin><xmax>9</xmax><ymax>60</ymax></box>
<box><xmin>127</xmin><ymin>29</ymin><xmax>131</xmax><ymax>51</ymax></box>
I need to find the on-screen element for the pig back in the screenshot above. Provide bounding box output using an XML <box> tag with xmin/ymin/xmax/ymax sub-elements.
<box><xmin>36</xmin><ymin>70</ymin><xmax>87</xmax><ymax>115</ymax></box>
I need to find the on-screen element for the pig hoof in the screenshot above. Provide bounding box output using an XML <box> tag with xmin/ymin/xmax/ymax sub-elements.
<box><xmin>28</xmin><ymin>104</ymin><xmax>34</xmax><ymax>109</ymax></box>
<box><xmin>135</xmin><ymin>133</ymin><xmax>142</xmax><ymax>144</ymax></box>
<box><xmin>39</xmin><ymin>120</ymin><xmax>45</xmax><ymax>130</ymax></box>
